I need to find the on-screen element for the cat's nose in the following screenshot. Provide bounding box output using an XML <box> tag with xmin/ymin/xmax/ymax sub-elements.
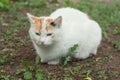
<box><xmin>38</xmin><ymin>41</ymin><xmax>44</xmax><ymax>45</ymax></box>
<box><xmin>41</xmin><ymin>41</ymin><xmax>44</xmax><ymax>45</ymax></box>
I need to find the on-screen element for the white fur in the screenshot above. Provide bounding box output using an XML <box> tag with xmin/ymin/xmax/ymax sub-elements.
<box><xmin>28</xmin><ymin>7</ymin><xmax>102</xmax><ymax>65</ymax></box>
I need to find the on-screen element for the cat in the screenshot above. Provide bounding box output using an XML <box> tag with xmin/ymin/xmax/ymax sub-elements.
<box><xmin>27</xmin><ymin>7</ymin><xmax>102</xmax><ymax>65</ymax></box>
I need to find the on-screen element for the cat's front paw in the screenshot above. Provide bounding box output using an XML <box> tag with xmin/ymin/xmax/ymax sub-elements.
<box><xmin>41</xmin><ymin>59</ymin><xmax>46</xmax><ymax>63</ymax></box>
<box><xmin>48</xmin><ymin>59</ymin><xmax>59</xmax><ymax>65</ymax></box>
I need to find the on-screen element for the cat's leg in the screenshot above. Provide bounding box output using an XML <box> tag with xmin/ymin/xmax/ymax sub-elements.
<box><xmin>47</xmin><ymin>59</ymin><xmax>59</xmax><ymax>65</ymax></box>
<box><xmin>74</xmin><ymin>51</ymin><xmax>90</xmax><ymax>59</ymax></box>
<box><xmin>41</xmin><ymin>59</ymin><xmax>47</xmax><ymax>63</ymax></box>
<box><xmin>91</xmin><ymin>46</ymin><xmax>98</xmax><ymax>56</ymax></box>
<box><xmin>91</xmin><ymin>48</ymin><xmax>97</xmax><ymax>55</ymax></box>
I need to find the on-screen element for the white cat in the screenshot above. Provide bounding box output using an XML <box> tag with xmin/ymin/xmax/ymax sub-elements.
<box><xmin>27</xmin><ymin>7</ymin><xmax>102</xmax><ymax>65</ymax></box>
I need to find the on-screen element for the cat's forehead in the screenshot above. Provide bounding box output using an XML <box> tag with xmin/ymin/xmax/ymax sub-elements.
<box><xmin>33</xmin><ymin>17</ymin><xmax>54</xmax><ymax>32</ymax></box>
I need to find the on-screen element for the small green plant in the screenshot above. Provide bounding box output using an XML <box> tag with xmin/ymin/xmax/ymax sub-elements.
<box><xmin>21</xmin><ymin>61</ymin><xmax>33</xmax><ymax>80</ymax></box>
<box><xmin>63</xmin><ymin>44</ymin><xmax>78</xmax><ymax>66</ymax></box>
<box><xmin>16</xmin><ymin>55</ymin><xmax>44</xmax><ymax>80</ymax></box>
<box><xmin>0</xmin><ymin>49</ymin><xmax>15</xmax><ymax>65</ymax></box>
<box><xmin>0</xmin><ymin>56</ymin><xmax>11</xmax><ymax>65</ymax></box>
<box><xmin>85</xmin><ymin>70</ymin><xmax>92</xmax><ymax>78</ymax></box>
<box><xmin>102</xmin><ymin>31</ymin><xmax>108</xmax><ymax>39</ymax></box>
<box><xmin>113</xmin><ymin>27</ymin><xmax>120</xmax><ymax>35</ymax></box>
<box><xmin>82</xmin><ymin>70</ymin><xmax>92</xmax><ymax>79</ymax></box>
<box><xmin>26</xmin><ymin>0</ymin><xmax>46</xmax><ymax>8</ymax></box>
<box><xmin>64</xmin><ymin>0</ymin><xmax>75</xmax><ymax>7</ymax></box>
<box><xmin>112</xmin><ymin>41</ymin><xmax>120</xmax><ymax>50</ymax></box>
<box><xmin>0</xmin><ymin>0</ymin><xmax>11</xmax><ymax>9</ymax></box>
<box><xmin>1</xmin><ymin>28</ymin><xmax>18</xmax><ymax>41</ymax></box>
<box><xmin>0</xmin><ymin>75</ymin><xmax>10</xmax><ymax>80</ymax></box>
<box><xmin>98</xmin><ymin>71</ymin><xmax>108</xmax><ymax>80</ymax></box>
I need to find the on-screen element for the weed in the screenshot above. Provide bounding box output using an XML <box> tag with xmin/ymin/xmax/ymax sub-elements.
<box><xmin>112</xmin><ymin>41</ymin><xmax>120</xmax><ymax>50</ymax></box>
<box><xmin>26</xmin><ymin>0</ymin><xmax>46</xmax><ymax>8</ymax></box>
<box><xmin>16</xmin><ymin>55</ymin><xmax>44</xmax><ymax>80</ymax></box>
<box><xmin>98</xmin><ymin>71</ymin><xmax>108</xmax><ymax>80</ymax></box>
<box><xmin>0</xmin><ymin>56</ymin><xmax>11</xmax><ymax>65</ymax></box>
<box><xmin>108</xmin><ymin>71</ymin><xmax>119</xmax><ymax>77</ymax></box>
<box><xmin>23</xmin><ymin>71</ymin><xmax>32</xmax><ymax>80</ymax></box>
<box><xmin>35</xmin><ymin>72</ymin><xmax>44</xmax><ymax>80</ymax></box>
<box><xmin>0</xmin><ymin>0</ymin><xmax>11</xmax><ymax>10</ymax></box>
<box><xmin>16</xmin><ymin>69</ymin><xmax>26</xmax><ymax>75</ymax></box>
<box><xmin>113</xmin><ymin>27</ymin><xmax>120</xmax><ymax>35</ymax></box>
<box><xmin>0</xmin><ymin>50</ymin><xmax>14</xmax><ymax>65</ymax></box>
<box><xmin>62</xmin><ymin>44</ymin><xmax>78</xmax><ymax>66</ymax></box>
<box><xmin>86</xmin><ymin>70</ymin><xmax>92</xmax><ymax>78</ymax></box>
<box><xmin>64</xmin><ymin>0</ymin><xmax>75</xmax><ymax>7</ymax></box>
<box><xmin>104</xmin><ymin>55</ymin><xmax>113</xmax><ymax>62</ymax></box>
<box><xmin>0</xmin><ymin>27</ymin><xmax>18</xmax><ymax>40</ymax></box>
<box><xmin>0</xmin><ymin>75</ymin><xmax>10</xmax><ymax>80</ymax></box>
<box><xmin>64</xmin><ymin>77</ymin><xmax>73</xmax><ymax>80</ymax></box>
<box><xmin>81</xmin><ymin>70</ymin><xmax>92</xmax><ymax>79</ymax></box>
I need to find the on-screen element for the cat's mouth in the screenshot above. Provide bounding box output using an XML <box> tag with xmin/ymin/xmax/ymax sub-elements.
<box><xmin>36</xmin><ymin>42</ymin><xmax>51</xmax><ymax>47</ymax></box>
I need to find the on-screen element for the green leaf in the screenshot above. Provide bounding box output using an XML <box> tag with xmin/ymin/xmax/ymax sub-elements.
<box><xmin>35</xmin><ymin>72</ymin><xmax>44</xmax><ymax>80</ymax></box>
<box><xmin>24</xmin><ymin>71</ymin><xmax>32</xmax><ymax>80</ymax></box>
<box><xmin>113</xmin><ymin>27</ymin><xmax>120</xmax><ymax>35</ymax></box>
<box><xmin>0</xmin><ymin>0</ymin><xmax>10</xmax><ymax>9</ymax></box>
<box><xmin>35</xmin><ymin>55</ymin><xmax>40</xmax><ymax>65</ymax></box>
<box><xmin>0</xmin><ymin>2</ymin><xmax>4</xmax><ymax>7</ymax></box>
<box><xmin>64</xmin><ymin>56</ymin><xmax>71</xmax><ymax>66</ymax></box>
<box><xmin>69</xmin><ymin>44</ymin><xmax>78</xmax><ymax>54</ymax></box>
<box><xmin>22</xmin><ymin>61</ymin><xmax>30</xmax><ymax>68</ymax></box>
<box><xmin>16</xmin><ymin>69</ymin><xmax>25</xmax><ymax>74</ymax></box>
<box><xmin>112</xmin><ymin>41</ymin><xmax>120</xmax><ymax>50</ymax></box>
<box><xmin>103</xmin><ymin>31</ymin><xmax>108</xmax><ymax>39</ymax></box>
<box><xmin>1</xmin><ymin>75</ymin><xmax>10</xmax><ymax>80</ymax></box>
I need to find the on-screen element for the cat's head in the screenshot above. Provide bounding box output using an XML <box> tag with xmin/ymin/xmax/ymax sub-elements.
<box><xmin>27</xmin><ymin>13</ymin><xmax>62</xmax><ymax>46</ymax></box>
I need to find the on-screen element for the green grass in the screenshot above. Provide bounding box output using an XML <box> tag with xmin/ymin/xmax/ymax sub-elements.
<box><xmin>0</xmin><ymin>0</ymin><xmax>11</xmax><ymax>10</ymax></box>
<box><xmin>61</xmin><ymin>44</ymin><xmax>78</xmax><ymax>66</ymax></box>
<box><xmin>112</xmin><ymin>41</ymin><xmax>120</xmax><ymax>50</ymax></box>
<box><xmin>113</xmin><ymin>27</ymin><xmax>120</xmax><ymax>35</ymax></box>
<box><xmin>15</xmin><ymin>55</ymin><xmax>44</xmax><ymax>80</ymax></box>
<box><xmin>98</xmin><ymin>71</ymin><xmax>108</xmax><ymax>80</ymax></box>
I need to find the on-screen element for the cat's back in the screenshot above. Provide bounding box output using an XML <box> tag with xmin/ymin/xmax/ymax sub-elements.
<box><xmin>50</xmin><ymin>8</ymin><xmax>101</xmax><ymax>43</ymax></box>
<box><xmin>50</xmin><ymin>7</ymin><xmax>88</xmax><ymax>22</ymax></box>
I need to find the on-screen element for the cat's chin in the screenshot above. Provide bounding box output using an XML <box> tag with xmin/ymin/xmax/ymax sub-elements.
<box><xmin>36</xmin><ymin>43</ymin><xmax>52</xmax><ymax>47</ymax></box>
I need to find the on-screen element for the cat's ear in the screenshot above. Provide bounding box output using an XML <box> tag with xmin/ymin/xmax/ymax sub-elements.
<box><xmin>53</xmin><ymin>16</ymin><xmax>62</xmax><ymax>27</ymax></box>
<box><xmin>26</xmin><ymin>13</ymin><xmax>37</xmax><ymax>24</ymax></box>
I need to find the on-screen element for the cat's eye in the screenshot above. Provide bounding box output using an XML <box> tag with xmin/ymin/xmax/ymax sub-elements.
<box><xmin>50</xmin><ymin>22</ymin><xmax>56</xmax><ymax>26</ymax></box>
<box><xmin>35</xmin><ymin>32</ymin><xmax>41</xmax><ymax>35</ymax></box>
<box><xmin>47</xmin><ymin>33</ymin><xmax>52</xmax><ymax>36</ymax></box>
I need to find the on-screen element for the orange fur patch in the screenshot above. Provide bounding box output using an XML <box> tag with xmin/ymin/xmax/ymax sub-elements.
<box><xmin>46</xmin><ymin>19</ymin><xmax>54</xmax><ymax>32</ymax></box>
<box><xmin>32</xmin><ymin>17</ymin><xmax>44</xmax><ymax>31</ymax></box>
<box><xmin>46</xmin><ymin>26</ymin><xmax>54</xmax><ymax>32</ymax></box>
<box><xmin>47</xmin><ymin>19</ymin><xmax>53</xmax><ymax>23</ymax></box>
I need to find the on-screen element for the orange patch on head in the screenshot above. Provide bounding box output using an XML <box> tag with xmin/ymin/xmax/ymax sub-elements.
<box><xmin>45</xmin><ymin>18</ymin><xmax>54</xmax><ymax>32</ymax></box>
<box><xmin>47</xmin><ymin>19</ymin><xmax>53</xmax><ymax>23</ymax></box>
<box><xmin>46</xmin><ymin>26</ymin><xmax>54</xmax><ymax>32</ymax></box>
<box><xmin>32</xmin><ymin>17</ymin><xmax>44</xmax><ymax>31</ymax></box>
